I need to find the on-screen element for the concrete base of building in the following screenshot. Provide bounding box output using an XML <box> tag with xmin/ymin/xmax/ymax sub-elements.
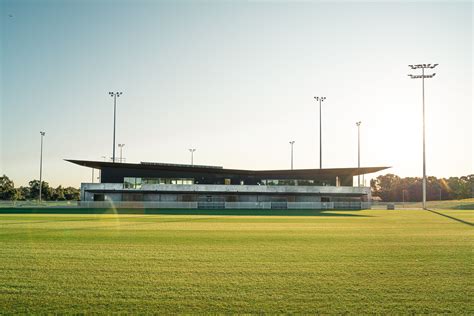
<box><xmin>78</xmin><ymin>201</ymin><xmax>372</xmax><ymax>210</ymax></box>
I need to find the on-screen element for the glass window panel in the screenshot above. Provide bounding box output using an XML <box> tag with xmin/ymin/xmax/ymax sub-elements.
<box><xmin>124</xmin><ymin>177</ymin><xmax>135</xmax><ymax>189</ymax></box>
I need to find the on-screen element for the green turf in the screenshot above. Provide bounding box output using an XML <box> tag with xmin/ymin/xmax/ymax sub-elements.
<box><xmin>0</xmin><ymin>209</ymin><xmax>472</xmax><ymax>313</ymax></box>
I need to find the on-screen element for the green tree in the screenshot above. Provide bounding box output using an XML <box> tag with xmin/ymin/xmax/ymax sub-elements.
<box><xmin>468</xmin><ymin>174</ymin><xmax>474</xmax><ymax>198</ymax></box>
<box><xmin>51</xmin><ymin>185</ymin><xmax>66</xmax><ymax>201</ymax></box>
<box><xmin>0</xmin><ymin>175</ymin><xmax>17</xmax><ymax>200</ymax></box>
<box><xmin>63</xmin><ymin>187</ymin><xmax>80</xmax><ymax>201</ymax></box>
<box><xmin>446</xmin><ymin>177</ymin><xmax>463</xmax><ymax>200</ymax></box>
<box><xmin>371</xmin><ymin>174</ymin><xmax>401</xmax><ymax>202</ymax></box>
<box><xmin>28</xmin><ymin>180</ymin><xmax>53</xmax><ymax>201</ymax></box>
<box><xmin>17</xmin><ymin>186</ymin><xmax>31</xmax><ymax>200</ymax></box>
<box><xmin>372</xmin><ymin>174</ymin><xmax>472</xmax><ymax>202</ymax></box>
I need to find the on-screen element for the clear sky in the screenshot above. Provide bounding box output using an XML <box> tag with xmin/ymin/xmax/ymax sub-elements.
<box><xmin>1</xmin><ymin>0</ymin><xmax>472</xmax><ymax>188</ymax></box>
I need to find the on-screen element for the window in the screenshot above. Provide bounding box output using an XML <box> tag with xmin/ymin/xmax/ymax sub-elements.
<box><xmin>126</xmin><ymin>177</ymin><xmax>195</xmax><ymax>187</ymax></box>
<box><xmin>142</xmin><ymin>178</ymin><xmax>160</xmax><ymax>184</ymax></box>
<box><xmin>124</xmin><ymin>177</ymin><xmax>138</xmax><ymax>189</ymax></box>
<box><xmin>261</xmin><ymin>179</ymin><xmax>331</xmax><ymax>186</ymax></box>
<box><xmin>124</xmin><ymin>177</ymin><xmax>142</xmax><ymax>189</ymax></box>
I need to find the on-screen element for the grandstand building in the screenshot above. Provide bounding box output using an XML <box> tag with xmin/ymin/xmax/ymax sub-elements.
<box><xmin>67</xmin><ymin>159</ymin><xmax>388</xmax><ymax>209</ymax></box>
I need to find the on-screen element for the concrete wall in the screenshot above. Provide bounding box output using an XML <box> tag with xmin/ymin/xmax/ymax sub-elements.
<box><xmin>81</xmin><ymin>183</ymin><xmax>370</xmax><ymax>203</ymax></box>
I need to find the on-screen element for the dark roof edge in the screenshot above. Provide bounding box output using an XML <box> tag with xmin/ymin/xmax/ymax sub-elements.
<box><xmin>65</xmin><ymin>159</ymin><xmax>390</xmax><ymax>176</ymax></box>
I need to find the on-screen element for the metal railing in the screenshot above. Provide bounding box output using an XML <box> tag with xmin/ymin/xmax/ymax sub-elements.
<box><xmin>0</xmin><ymin>200</ymin><xmax>370</xmax><ymax>210</ymax></box>
<box><xmin>78</xmin><ymin>201</ymin><xmax>199</xmax><ymax>209</ymax></box>
<box><xmin>287</xmin><ymin>202</ymin><xmax>334</xmax><ymax>210</ymax></box>
<box><xmin>371</xmin><ymin>201</ymin><xmax>474</xmax><ymax>210</ymax></box>
<box><xmin>0</xmin><ymin>200</ymin><xmax>472</xmax><ymax>210</ymax></box>
<box><xmin>0</xmin><ymin>200</ymin><xmax>77</xmax><ymax>208</ymax></box>
<box><xmin>224</xmin><ymin>202</ymin><xmax>272</xmax><ymax>209</ymax></box>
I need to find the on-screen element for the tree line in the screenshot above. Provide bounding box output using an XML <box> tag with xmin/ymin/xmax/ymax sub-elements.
<box><xmin>0</xmin><ymin>175</ymin><xmax>80</xmax><ymax>201</ymax></box>
<box><xmin>370</xmin><ymin>174</ymin><xmax>473</xmax><ymax>202</ymax></box>
<box><xmin>1</xmin><ymin>173</ymin><xmax>472</xmax><ymax>202</ymax></box>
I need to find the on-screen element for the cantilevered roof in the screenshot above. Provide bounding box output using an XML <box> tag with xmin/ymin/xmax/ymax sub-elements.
<box><xmin>140</xmin><ymin>161</ymin><xmax>223</xmax><ymax>169</ymax></box>
<box><xmin>65</xmin><ymin>159</ymin><xmax>389</xmax><ymax>177</ymax></box>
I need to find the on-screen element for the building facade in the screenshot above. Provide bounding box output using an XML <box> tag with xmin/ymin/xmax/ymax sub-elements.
<box><xmin>68</xmin><ymin>160</ymin><xmax>388</xmax><ymax>209</ymax></box>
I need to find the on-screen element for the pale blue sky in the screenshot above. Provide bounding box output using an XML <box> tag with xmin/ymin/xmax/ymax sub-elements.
<box><xmin>1</xmin><ymin>0</ymin><xmax>472</xmax><ymax>187</ymax></box>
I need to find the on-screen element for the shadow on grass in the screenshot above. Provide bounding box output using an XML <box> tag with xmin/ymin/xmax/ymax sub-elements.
<box><xmin>0</xmin><ymin>208</ymin><xmax>371</xmax><ymax>217</ymax></box>
<box><xmin>426</xmin><ymin>209</ymin><xmax>473</xmax><ymax>227</ymax></box>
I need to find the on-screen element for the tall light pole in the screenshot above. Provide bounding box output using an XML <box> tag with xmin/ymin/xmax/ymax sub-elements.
<box><xmin>118</xmin><ymin>144</ymin><xmax>125</xmax><ymax>163</ymax></box>
<box><xmin>109</xmin><ymin>91</ymin><xmax>123</xmax><ymax>163</ymax></box>
<box><xmin>289</xmin><ymin>141</ymin><xmax>295</xmax><ymax>170</ymax></box>
<box><xmin>189</xmin><ymin>148</ymin><xmax>196</xmax><ymax>166</ymax></box>
<box><xmin>39</xmin><ymin>131</ymin><xmax>45</xmax><ymax>202</ymax></box>
<box><xmin>356</xmin><ymin>121</ymin><xmax>361</xmax><ymax>187</ymax></box>
<box><xmin>408</xmin><ymin>63</ymin><xmax>438</xmax><ymax>209</ymax></box>
<box><xmin>314</xmin><ymin>96</ymin><xmax>326</xmax><ymax>169</ymax></box>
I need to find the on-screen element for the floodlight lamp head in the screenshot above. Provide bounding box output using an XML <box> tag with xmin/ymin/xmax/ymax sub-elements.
<box><xmin>40</xmin><ymin>131</ymin><xmax>45</xmax><ymax>136</ymax></box>
<box><xmin>314</xmin><ymin>96</ymin><xmax>319</xmax><ymax>101</ymax></box>
<box><xmin>109</xmin><ymin>92</ymin><xmax>114</xmax><ymax>96</ymax></box>
<box><xmin>356</xmin><ymin>121</ymin><xmax>361</xmax><ymax>126</ymax></box>
<box><xmin>432</xmin><ymin>63</ymin><xmax>439</xmax><ymax>68</ymax></box>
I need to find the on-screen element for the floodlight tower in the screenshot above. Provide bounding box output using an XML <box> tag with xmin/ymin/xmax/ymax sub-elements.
<box><xmin>118</xmin><ymin>144</ymin><xmax>125</xmax><ymax>163</ymax></box>
<box><xmin>356</xmin><ymin>121</ymin><xmax>361</xmax><ymax>187</ymax></box>
<box><xmin>289</xmin><ymin>141</ymin><xmax>295</xmax><ymax>170</ymax></box>
<box><xmin>408</xmin><ymin>63</ymin><xmax>438</xmax><ymax>209</ymax></box>
<box><xmin>109</xmin><ymin>91</ymin><xmax>123</xmax><ymax>163</ymax></box>
<box><xmin>39</xmin><ymin>131</ymin><xmax>45</xmax><ymax>202</ymax></box>
<box><xmin>314</xmin><ymin>96</ymin><xmax>326</xmax><ymax>169</ymax></box>
<box><xmin>189</xmin><ymin>148</ymin><xmax>196</xmax><ymax>166</ymax></box>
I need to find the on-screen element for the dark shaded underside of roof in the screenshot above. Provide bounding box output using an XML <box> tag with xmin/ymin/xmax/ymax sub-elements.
<box><xmin>65</xmin><ymin>159</ymin><xmax>389</xmax><ymax>177</ymax></box>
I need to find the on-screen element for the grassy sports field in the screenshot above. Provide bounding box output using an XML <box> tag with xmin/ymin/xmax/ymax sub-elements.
<box><xmin>0</xmin><ymin>209</ymin><xmax>472</xmax><ymax>313</ymax></box>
